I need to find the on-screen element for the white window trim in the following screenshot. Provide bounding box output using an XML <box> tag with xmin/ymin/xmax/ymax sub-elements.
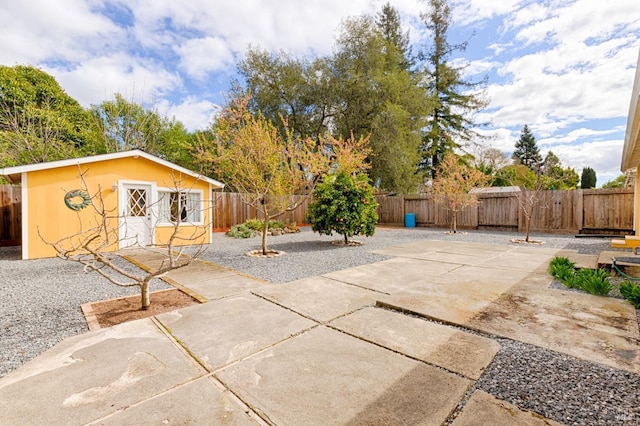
<box><xmin>156</xmin><ymin>187</ymin><xmax>205</xmax><ymax>227</ymax></box>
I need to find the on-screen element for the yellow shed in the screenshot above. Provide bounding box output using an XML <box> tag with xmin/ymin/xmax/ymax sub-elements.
<box><xmin>616</xmin><ymin>48</ymin><xmax>640</xmax><ymax>249</ymax></box>
<box><xmin>0</xmin><ymin>150</ymin><xmax>224</xmax><ymax>259</ymax></box>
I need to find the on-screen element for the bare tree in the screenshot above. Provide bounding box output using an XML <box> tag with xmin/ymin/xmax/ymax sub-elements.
<box><xmin>41</xmin><ymin>168</ymin><xmax>209</xmax><ymax>310</ymax></box>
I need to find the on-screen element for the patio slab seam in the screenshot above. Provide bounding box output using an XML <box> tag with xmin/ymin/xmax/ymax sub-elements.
<box><xmin>150</xmin><ymin>316</ymin><xmax>211</xmax><ymax>375</ymax></box>
<box><xmin>325</xmin><ymin>322</ymin><xmax>489</xmax><ymax>382</ymax></box>
<box><xmin>319</xmin><ymin>275</ymin><xmax>392</xmax><ymax>295</ymax></box>
<box><xmin>249</xmin><ymin>290</ymin><xmax>378</xmax><ymax>325</ymax></box>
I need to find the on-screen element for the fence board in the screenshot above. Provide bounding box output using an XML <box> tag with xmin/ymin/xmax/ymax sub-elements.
<box><xmin>582</xmin><ymin>188</ymin><xmax>634</xmax><ymax>231</ymax></box>
<box><xmin>405</xmin><ymin>195</ymin><xmax>435</xmax><ymax>225</ymax></box>
<box><xmin>477</xmin><ymin>193</ymin><xmax>519</xmax><ymax>229</ymax></box>
<box><xmin>375</xmin><ymin>195</ymin><xmax>404</xmax><ymax>226</ymax></box>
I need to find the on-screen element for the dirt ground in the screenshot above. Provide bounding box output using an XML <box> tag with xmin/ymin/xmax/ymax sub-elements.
<box><xmin>89</xmin><ymin>288</ymin><xmax>199</xmax><ymax>328</ymax></box>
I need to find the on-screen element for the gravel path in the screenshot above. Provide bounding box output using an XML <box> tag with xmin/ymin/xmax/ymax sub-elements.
<box><xmin>1</xmin><ymin>227</ymin><xmax>639</xmax><ymax>424</ymax></box>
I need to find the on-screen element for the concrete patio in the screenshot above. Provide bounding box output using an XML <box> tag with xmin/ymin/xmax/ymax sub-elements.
<box><xmin>0</xmin><ymin>240</ymin><xmax>637</xmax><ymax>425</ymax></box>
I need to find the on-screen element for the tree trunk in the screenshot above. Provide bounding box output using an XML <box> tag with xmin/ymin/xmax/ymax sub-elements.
<box><xmin>344</xmin><ymin>233</ymin><xmax>349</xmax><ymax>244</ymax></box>
<box><xmin>262</xmin><ymin>218</ymin><xmax>269</xmax><ymax>255</ymax></box>
<box><xmin>141</xmin><ymin>282</ymin><xmax>150</xmax><ymax>310</ymax></box>
<box><xmin>451</xmin><ymin>211</ymin><xmax>458</xmax><ymax>233</ymax></box>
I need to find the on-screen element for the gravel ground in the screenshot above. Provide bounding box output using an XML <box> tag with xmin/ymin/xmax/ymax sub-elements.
<box><xmin>0</xmin><ymin>250</ymin><xmax>170</xmax><ymax>377</ymax></box>
<box><xmin>1</xmin><ymin>227</ymin><xmax>639</xmax><ymax>424</ymax></box>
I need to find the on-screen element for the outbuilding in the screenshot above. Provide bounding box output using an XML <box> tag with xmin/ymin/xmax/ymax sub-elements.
<box><xmin>615</xmin><ymin>48</ymin><xmax>640</xmax><ymax>249</ymax></box>
<box><xmin>0</xmin><ymin>149</ymin><xmax>223</xmax><ymax>259</ymax></box>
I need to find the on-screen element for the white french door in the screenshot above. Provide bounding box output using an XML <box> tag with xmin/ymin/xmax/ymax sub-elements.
<box><xmin>119</xmin><ymin>184</ymin><xmax>153</xmax><ymax>248</ymax></box>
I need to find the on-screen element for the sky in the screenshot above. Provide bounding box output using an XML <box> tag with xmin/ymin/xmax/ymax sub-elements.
<box><xmin>1</xmin><ymin>0</ymin><xmax>639</xmax><ymax>187</ymax></box>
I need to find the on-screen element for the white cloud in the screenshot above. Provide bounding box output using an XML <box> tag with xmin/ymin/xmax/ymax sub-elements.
<box><xmin>51</xmin><ymin>55</ymin><xmax>182</xmax><ymax>107</ymax></box>
<box><xmin>157</xmin><ymin>97</ymin><xmax>217</xmax><ymax>131</ymax></box>
<box><xmin>451</xmin><ymin>0</ymin><xmax>522</xmax><ymax>26</ymax></box>
<box><xmin>0</xmin><ymin>1</ymin><xmax>122</xmax><ymax>64</ymax></box>
<box><xmin>176</xmin><ymin>37</ymin><xmax>235</xmax><ymax>79</ymax></box>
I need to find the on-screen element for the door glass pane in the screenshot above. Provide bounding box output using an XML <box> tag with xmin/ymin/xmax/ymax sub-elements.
<box><xmin>127</xmin><ymin>188</ymin><xmax>147</xmax><ymax>217</ymax></box>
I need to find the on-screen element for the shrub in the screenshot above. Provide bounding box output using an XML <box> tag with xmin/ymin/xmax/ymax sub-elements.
<box><xmin>243</xmin><ymin>218</ymin><xmax>284</xmax><ymax>232</ymax></box>
<box><xmin>620</xmin><ymin>281</ymin><xmax>640</xmax><ymax>308</ymax></box>
<box><xmin>576</xmin><ymin>268</ymin><xmax>612</xmax><ymax>296</ymax></box>
<box><xmin>227</xmin><ymin>224</ymin><xmax>258</xmax><ymax>239</ymax></box>
<box><xmin>306</xmin><ymin>172</ymin><xmax>378</xmax><ymax>244</ymax></box>
<box><xmin>549</xmin><ymin>256</ymin><xmax>611</xmax><ymax>296</ymax></box>
<box><xmin>549</xmin><ymin>257</ymin><xmax>575</xmax><ymax>282</ymax></box>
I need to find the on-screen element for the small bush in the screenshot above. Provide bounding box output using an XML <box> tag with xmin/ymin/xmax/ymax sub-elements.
<box><xmin>549</xmin><ymin>257</ymin><xmax>576</xmax><ymax>282</ymax></box>
<box><xmin>243</xmin><ymin>219</ymin><xmax>283</xmax><ymax>231</ymax></box>
<box><xmin>549</xmin><ymin>256</ymin><xmax>611</xmax><ymax>296</ymax></box>
<box><xmin>620</xmin><ymin>281</ymin><xmax>640</xmax><ymax>308</ymax></box>
<box><xmin>576</xmin><ymin>268</ymin><xmax>612</xmax><ymax>296</ymax></box>
<box><xmin>227</xmin><ymin>224</ymin><xmax>258</xmax><ymax>239</ymax></box>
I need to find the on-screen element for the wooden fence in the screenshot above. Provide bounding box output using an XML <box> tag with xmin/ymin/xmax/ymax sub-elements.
<box><xmin>0</xmin><ymin>186</ymin><xmax>635</xmax><ymax>246</ymax></box>
<box><xmin>375</xmin><ymin>188</ymin><xmax>635</xmax><ymax>235</ymax></box>
<box><xmin>0</xmin><ymin>185</ymin><xmax>21</xmax><ymax>245</ymax></box>
<box><xmin>211</xmin><ymin>192</ymin><xmax>310</xmax><ymax>232</ymax></box>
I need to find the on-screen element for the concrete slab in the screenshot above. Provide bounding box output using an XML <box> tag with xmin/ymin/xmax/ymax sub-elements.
<box><xmin>163</xmin><ymin>260</ymin><xmax>235</xmax><ymax>283</ymax></box>
<box><xmin>488</xmin><ymin>251</ymin><xmax>557</xmax><ymax>274</ymax></box>
<box><xmin>453</xmin><ymin>390</ymin><xmax>562</xmax><ymax>426</ymax></box>
<box><xmin>0</xmin><ymin>319</ymin><xmax>204</xmax><ymax>425</ymax></box>
<box><xmin>379</xmin><ymin>265</ymin><xmax>526</xmax><ymax>324</ymax></box>
<box><xmin>95</xmin><ymin>377</ymin><xmax>259</xmax><ymax>425</ymax></box>
<box><xmin>371</xmin><ymin>240</ymin><xmax>512</xmax><ymax>261</ymax></box>
<box><xmin>323</xmin><ymin>257</ymin><xmax>460</xmax><ymax>294</ymax></box>
<box><xmin>469</xmin><ymin>285</ymin><xmax>640</xmax><ymax>373</ymax></box>
<box><xmin>216</xmin><ymin>326</ymin><xmax>471</xmax><ymax>426</ymax></box>
<box><xmin>251</xmin><ymin>276</ymin><xmax>380</xmax><ymax>322</ymax></box>
<box><xmin>184</xmin><ymin>273</ymin><xmax>267</xmax><ymax>300</ymax></box>
<box><xmin>329</xmin><ymin>307</ymin><xmax>500</xmax><ymax>379</ymax></box>
<box><xmin>555</xmin><ymin>251</ymin><xmax>598</xmax><ymax>269</ymax></box>
<box><xmin>155</xmin><ymin>294</ymin><xmax>316</xmax><ymax>371</ymax></box>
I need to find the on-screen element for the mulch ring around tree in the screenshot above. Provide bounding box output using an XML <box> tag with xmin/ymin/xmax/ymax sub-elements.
<box><xmin>330</xmin><ymin>240</ymin><xmax>363</xmax><ymax>246</ymax></box>
<box><xmin>510</xmin><ymin>238</ymin><xmax>545</xmax><ymax>245</ymax></box>
<box><xmin>246</xmin><ymin>250</ymin><xmax>286</xmax><ymax>258</ymax></box>
<box><xmin>81</xmin><ymin>288</ymin><xmax>200</xmax><ymax>330</ymax></box>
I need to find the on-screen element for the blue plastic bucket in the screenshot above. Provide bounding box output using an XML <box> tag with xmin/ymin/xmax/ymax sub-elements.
<box><xmin>404</xmin><ymin>213</ymin><xmax>416</xmax><ymax>228</ymax></box>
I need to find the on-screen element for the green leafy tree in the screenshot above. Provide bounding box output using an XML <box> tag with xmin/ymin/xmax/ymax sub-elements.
<box><xmin>238</xmin><ymin>49</ymin><xmax>332</xmax><ymax>140</ymax></box>
<box><xmin>431</xmin><ymin>152</ymin><xmax>488</xmax><ymax>233</ymax></box>
<box><xmin>580</xmin><ymin>167</ymin><xmax>597</xmax><ymax>189</ymax></box>
<box><xmin>602</xmin><ymin>175</ymin><xmax>626</xmax><ymax>188</ymax></box>
<box><xmin>332</xmin><ymin>12</ymin><xmax>427</xmax><ymax>192</ymax></box>
<box><xmin>541</xmin><ymin>151</ymin><xmax>579</xmax><ymax>189</ymax></box>
<box><xmin>0</xmin><ymin>65</ymin><xmax>96</xmax><ymax>167</ymax></box>
<box><xmin>419</xmin><ymin>0</ymin><xmax>487</xmax><ymax>178</ymax></box>
<box><xmin>512</xmin><ymin>124</ymin><xmax>542</xmax><ymax>170</ymax></box>
<box><xmin>307</xmin><ymin>171</ymin><xmax>379</xmax><ymax>244</ymax></box>
<box><xmin>238</xmin><ymin>4</ymin><xmax>428</xmax><ymax>193</ymax></box>
<box><xmin>89</xmin><ymin>94</ymin><xmax>194</xmax><ymax>168</ymax></box>
<box><xmin>492</xmin><ymin>164</ymin><xmax>537</xmax><ymax>188</ymax></box>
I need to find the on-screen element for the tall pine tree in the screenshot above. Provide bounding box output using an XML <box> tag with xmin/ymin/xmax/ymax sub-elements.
<box><xmin>512</xmin><ymin>124</ymin><xmax>542</xmax><ymax>170</ymax></box>
<box><xmin>419</xmin><ymin>0</ymin><xmax>487</xmax><ymax>179</ymax></box>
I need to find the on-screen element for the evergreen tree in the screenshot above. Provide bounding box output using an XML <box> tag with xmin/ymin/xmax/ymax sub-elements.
<box><xmin>419</xmin><ymin>0</ymin><xmax>487</xmax><ymax>179</ymax></box>
<box><xmin>512</xmin><ymin>124</ymin><xmax>542</xmax><ymax>170</ymax></box>
<box><xmin>580</xmin><ymin>167</ymin><xmax>597</xmax><ymax>189</ymax></box>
